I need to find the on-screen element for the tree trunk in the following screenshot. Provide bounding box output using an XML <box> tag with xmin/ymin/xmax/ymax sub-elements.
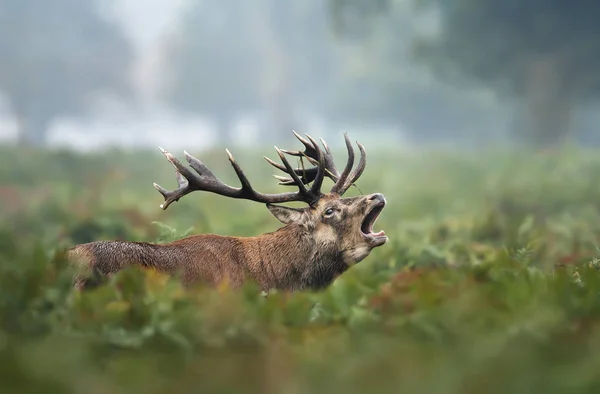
<box><xmin>212</xmin><ymin>112</ymin><xmax>234</xmax><ymax>148</ymax></box>
<box><xmin>269</xmin><ymin>92</ymin><xmax>301</xmax><ymax>144</ymax></box>
<box><xmin>16</xmin><ymin>111</ymin><xmax>49</xmax><ymax>147</ymax></box>
<box><xmin>251</xmin><ymin>0</ymin><xmax>301</xmax><ymax>146</ymax></box>
<box><xmin>519</xmin><ymin>57</ymin><xmax>573</xmax><ymax>149</ymax></box>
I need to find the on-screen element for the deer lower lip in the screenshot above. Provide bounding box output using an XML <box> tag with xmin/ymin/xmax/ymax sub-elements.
<box><xmin>361</xmin><ymin>202</ymin><xmax>386</xmax><ymax>238</ymax></box>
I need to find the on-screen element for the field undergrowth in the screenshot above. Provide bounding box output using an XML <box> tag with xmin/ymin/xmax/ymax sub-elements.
<box><xmin>2</xmin><ymin>143</ymin><xmax>600</xmax><ymax>393</ymax></box>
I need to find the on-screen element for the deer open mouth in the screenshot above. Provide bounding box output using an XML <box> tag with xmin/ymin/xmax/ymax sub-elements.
<box><xmin>361</xmin><ymin>200</ymin><xmax>386</xmax><ymax>240</ymax></box>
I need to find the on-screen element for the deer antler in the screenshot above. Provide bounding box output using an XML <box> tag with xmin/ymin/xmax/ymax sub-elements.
<box><xmin>153</xmin><ymin>134</ymin><xmax>328</xmax><ymax>210</ymax></box>
<box><xmin>264</xmin><ymin>131</ymin><xmax>340</xmax><ymax>186</ymax></box>
<box><xmin>267</xmin><ymin>132</ymin><xmax>366</xmax><ymax>196</ymax></box>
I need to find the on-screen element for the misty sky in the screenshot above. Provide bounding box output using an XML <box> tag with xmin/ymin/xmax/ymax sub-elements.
<box><xmin>114</xmin><ymin>0</ymin><xmax>187</xmax><ymax>51</ymax></box>
<box><xmin>0</xmin><ymin>0</ymin><xmax>438</xmax><ymax>150</ymax></box>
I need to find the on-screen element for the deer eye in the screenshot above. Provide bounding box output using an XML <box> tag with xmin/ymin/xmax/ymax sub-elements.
<box><xmin>324</xmin><ymin>208</ymin><xmax>335</xmax><ymax>217</ymax></box>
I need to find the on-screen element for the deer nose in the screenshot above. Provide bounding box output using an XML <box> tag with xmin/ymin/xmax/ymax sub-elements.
<box><xmin>368</xmin><ymin>193</ymin><xmax>385</xmax><ymax>203</ymax></box>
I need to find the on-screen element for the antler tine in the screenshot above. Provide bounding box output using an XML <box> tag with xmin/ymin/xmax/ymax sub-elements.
<box><xmin>263</xmin><ymin>155</ymin><xmax>314</xmax><ymax>184</ymax></box>
<box><xmin>153</xmin><ymin>170</ymin><xmax>188</xmax><ymax>210</ymax></box>
<box><xmin>224</xmin><ymin>149</ymin><xmax>255</xmax><ymax>193</ymax></box>
<box><xmin>336</xmin><ymin>141</ymin><xmax>367</xmax><ymax>195</ymax></box>
<box><xmin>304</xmin><ymin>134</ymin><xmax>326</xmax><ymax>194</ymax></box>
<box><xmin>319</xmin><ymin>137</ymin><xmax>330</xmax><ymax>153</ymax></box>
<box><xmin>273</xmin><ymin>145</ymin><xmax>309</xmax><ymax>196</ymax></box>
<box><xmin>264</xmin><ymin>131</ymin><xmax>319</xmax><ymax>183</ymax></box>
<box><xmin>330</xmin><ymin>133</ymin><xmax>355</xmax><ymax>195</ymax></box>
<box><xmin>265</xmin><ymin>131</ymin><xmax>341</xmax><ymax>187</ymax></box>
<box><xmin>278</xmin><ymin>131</ymin><xmax>315</xmax><ymax>159</ymax></box>
<box><xmin>153</xmin><ymin>146</ymin><xmax>321</xmax><ymax>210</ymax></box>
<box><xmin>153</xmin><ymin>147</ymin><xmax>210</xmax><ymax>209</ymax></box>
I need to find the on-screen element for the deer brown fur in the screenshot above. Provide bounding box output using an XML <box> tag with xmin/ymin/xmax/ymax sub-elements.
<box><xmin>67</xmin><ymin>132</ymin><xmax>388</xmax><ymax>292</ymax></box>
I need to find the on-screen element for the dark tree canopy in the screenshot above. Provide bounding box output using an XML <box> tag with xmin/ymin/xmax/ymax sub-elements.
<box><xmin>0</xmin><ymin>0</ymin><xmax>134</xmax><ymax>146</ymax></box>
<box><xmin>417</xmin><ymin>0</ymin><xmax>600</xmax><ymax>146</ymax></box>
<box><xmin>331</xmin><ymin>0</ymin><xmax>600</xmax><ymax>147</ymax></box>
<box><xmin>418</xmin><ymin>0</ymin><xmax>600</xmax><ymax>97</ymax></box>
<box><xmin>323</xmin><ymin>0</ymin><xmax>504</xmax><ymax>144</ymax></box>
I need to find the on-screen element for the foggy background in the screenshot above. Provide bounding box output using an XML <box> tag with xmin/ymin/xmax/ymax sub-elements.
<box><xmin>1</xmin><ymin>0</ymin><xmax>599</xmax><ymax>152</ymax></box>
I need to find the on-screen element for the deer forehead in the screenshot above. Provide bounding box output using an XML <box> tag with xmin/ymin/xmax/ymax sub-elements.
<box><xmin>312</xmin><ymin>194</ymin><xmax>363</xmax><ymax>210</ymax></box>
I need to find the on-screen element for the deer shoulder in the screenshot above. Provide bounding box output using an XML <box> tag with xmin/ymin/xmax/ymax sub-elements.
<box><xmin>68</xmin><ymin>132</ymin><xmax>388</xmax><ymax>293</ymax></box>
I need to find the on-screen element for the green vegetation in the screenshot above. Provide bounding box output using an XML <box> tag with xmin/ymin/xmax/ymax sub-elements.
<box><xmin>3</xmin><ymin>145</ymin><xmax>600</xmax><ymax>393</ymax></box>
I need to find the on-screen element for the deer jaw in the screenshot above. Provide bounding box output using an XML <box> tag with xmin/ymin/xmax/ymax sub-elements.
<box><xmin>266</xmin><ymin>192</ymin><xmax>388</xmax><ymax>272</ymax></box>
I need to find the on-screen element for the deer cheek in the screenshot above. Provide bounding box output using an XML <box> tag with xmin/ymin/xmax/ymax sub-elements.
<box><xmin>314</xmin><ymin>226</ymin><xmax>338</xmax><ymax>245</ymax></box>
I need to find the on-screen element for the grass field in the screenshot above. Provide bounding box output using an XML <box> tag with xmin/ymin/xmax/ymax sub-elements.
<box><xmin>3</xmin><ymin>143</ymin><xmax>600</xmax><ymax>393</ymax></box>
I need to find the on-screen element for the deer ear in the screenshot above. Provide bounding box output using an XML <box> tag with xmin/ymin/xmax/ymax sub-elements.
<box><xmin>266</xmin><ymin>203</ymin><xmax>305</xmax><ymax>224</ymax></box>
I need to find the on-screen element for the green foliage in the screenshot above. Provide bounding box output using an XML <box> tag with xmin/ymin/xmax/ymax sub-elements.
<box><xmin>4</xmin><ymin>144</ymin><xmax>600</xmax><ymax>392</ymax></box>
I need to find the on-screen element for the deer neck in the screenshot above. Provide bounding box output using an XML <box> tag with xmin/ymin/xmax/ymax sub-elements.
<box><xmin>248</xmin><ymin>224</ymin><xmax>348</xmax><ymax>292</ymax></box>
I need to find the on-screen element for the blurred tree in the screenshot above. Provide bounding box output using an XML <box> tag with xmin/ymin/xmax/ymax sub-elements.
<box><xmin>0</xmin><ymin>0</ymin><xmax>134</xmax><ymax>146</ymax></box>
<box><xmin>161</xmin><ymin>0</ymin><xmax>264</xmax><ymax>145</ymax></box>
<box><xmin>257</xmin><ymin>0</ymin><xmax>337</xmax><ymax>144</ymax></box>
<box><xmin>328</xmin><ymin>0</ymin><xmax>390</xmax><ymax>38</ymax></box>
<box><xmin>325</xmin><ymin>0</ymin><xmax>506</xmax><ymax>145</ymax></box>
<box><xmin>411</xmin><ymin>0</ymin><xmax>600</xmax><ymax>147</ymax></box>
<box><xmin>330</xmin><ymin>0</ymin><xmax>600</xmax><ymax>147</ymax></box>
<box><xmin>162</xmin><ymin>0</ymin><xmax>337</xmax><ymax>146</ymax></box>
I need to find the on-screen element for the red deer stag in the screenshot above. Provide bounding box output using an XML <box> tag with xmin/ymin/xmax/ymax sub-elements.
<box><xmin>67</xmin><ymin>132</ymin><xmax>388</xmax><ymax>292</ymax></box>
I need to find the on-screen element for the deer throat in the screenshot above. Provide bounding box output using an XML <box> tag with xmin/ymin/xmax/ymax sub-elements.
<box><xmin>300</xmin><ymin>252</ymin><xmax>348</xmax><ymax>291</ymax></box>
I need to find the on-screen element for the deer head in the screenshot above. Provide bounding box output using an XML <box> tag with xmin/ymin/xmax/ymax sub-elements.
<box><xmin>153</xmin><ymin>132</ymin><xmax>388</xmax><ymax>272</ymax></box>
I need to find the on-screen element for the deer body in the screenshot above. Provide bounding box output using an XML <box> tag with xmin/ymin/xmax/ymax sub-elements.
<box><xmin>68</xmin><ymin>133</ymin><xmax>388</xmax><ymax>292</ymax></box>
<box><xmin>71</xmin><ymin>226</ymin><xmax>346</xmax><ymax>292</ymax></box>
